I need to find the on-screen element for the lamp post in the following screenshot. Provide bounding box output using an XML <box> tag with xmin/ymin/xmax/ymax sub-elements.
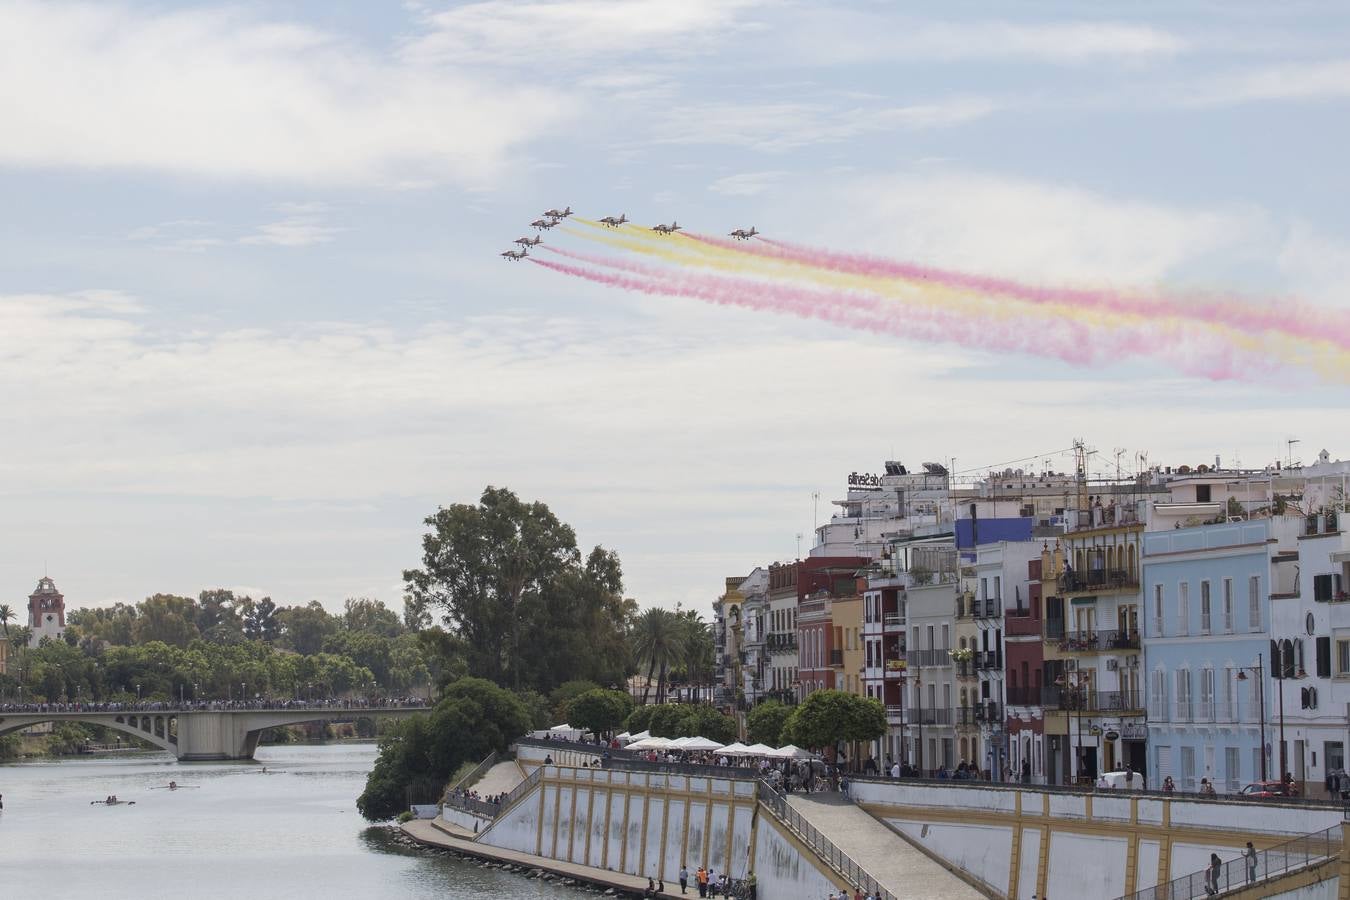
<box><xmin>1235</xmin><ymin>654</ymin><xmax>1269</xmax><ymax>782</ymax></box>
<box><xmin>136</xmin><ymin>682</ymin><xmax>142</xmax><ymax>703</ymax></box>
<box><xmin>1056</xmin><ymin>672</ymin><xmax>1089</xmax><ymax>785</ymax></box>
<box><xmin>1270</xmin><ymin>644</ymin><xmax>1306</xmax><ymax>784</ymax></box>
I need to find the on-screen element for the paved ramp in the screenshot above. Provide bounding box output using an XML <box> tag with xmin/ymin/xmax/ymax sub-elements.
<box><xmin>471</xmin><ymin>760</ymin><xmax>525</xmax><ymax>797</ymax></box>
<box><xmin>785</xmin><ymin>793</ymin><xmax>986</xmax><ymax>899</ymax></box>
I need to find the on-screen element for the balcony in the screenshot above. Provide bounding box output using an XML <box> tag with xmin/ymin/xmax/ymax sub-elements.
<box><xmin>904</xmin><ymin>707</ymin><xmax>953</xmax><ymax>726</ymax></box>
<box><xmin>1048</xmin><ymin>689</ymin><xmax>1145</xmax><ymax>713</ymax></box>
<box><xmin>955</xmin><ymin>706</ymin><xmax>976</xmax><ymax>726</ymax></box>
<box><xmin>1057</xmin><ymin>630</ymin><xmax>1140</xmax><ymax>653</ymax></box>
<box><xmin>885</xmin><ymin>704</ymin><xmax>904</xmax><ymax>723</ymax></box>
<box><xmin>905</xmin><ymin>648</ymin><xmax>952</xmax><ymax>668</ymax></box>
<box><xmin>954</xmin><ymin>593</ymin><xmax>974</xmax><ymax>619</ymax></box>
<box><xmin>766</xmin><ymin>633</ymin><xmax>797</xmax><ymax>651</ymax></box>
<box><xmin>972</xmin><ymin>598</ymin><xmax>1001</xmax><ymax>619</ymax></box>
<box><xmin>1005</xmin><ymin>611</ymin><xmax>1042</xmax><ymax>637</ymax></box>
<box><xmin>1058</xmin><ymin>569</ymin><xmax>1139</xmax><ymax>594</ymax></box>
<box><xmin>883</xmin><ymin>660</ymin><xmax>909</xmax><ymax>679</ymax></box>
<box><xmin>975</xmin><ymin>701</ymin><xmax>1002</xmax><ymax>723</ymax></box>
<box><xmin>974</xmin><ymin>650</ymin><xmax>1002</xmax><ymax>671</ymax></box>
<box><xmin>882</xmin><ymin>613</ymin><xmax>905</xmax><ymax>631</ymax></box>
<box><xmin>1005</xmin><ymin>686</ymin><xmax>1042</xmax><ymax>707</ymax></box>
<box><xmin>829</xmin><ymin>649</ymin><xmax>844</xmax><ymax>667</ymax></box>
<box><xmin>954</xmin><ymin>661</ymin><xmax>976</xmax><ymax>679</ymax></box>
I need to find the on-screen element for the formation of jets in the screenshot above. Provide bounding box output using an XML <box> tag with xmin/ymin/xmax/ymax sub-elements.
<box><xmin>500</xmin><ymin>207</ymin><xmax>763</xmax><ymax>259</ymax></box>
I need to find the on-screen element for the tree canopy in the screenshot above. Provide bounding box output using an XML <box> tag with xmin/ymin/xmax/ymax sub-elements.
<box><xmin>781</xmin><ymin>690</ymin><xmax>885</xmax><ymax>751</ymax></box>
<box><xmin>403</xmin><ymin>487</ymin><xmax>636</xmax><ymax>695</ymax></box>
<box><xmin>746</xmin><ymin>700</ymin><xmax>793</xmax><ymax>747</ymax></box>
<box><xmin>357</xmin><ymin>677</ymin><xmax>531</xmax><ymax>820</ymax></box>
<box><xmin>566</xmin><ymin>689</ymin><xmax>634</xmax><ymax>736</ymax></box>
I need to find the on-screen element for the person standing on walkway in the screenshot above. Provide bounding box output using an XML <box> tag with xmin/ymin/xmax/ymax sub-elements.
<box><xmin>1206</xmin><ymin>852</ymin><xmax>1222</xmax><ymax>895</ymax></box>
<box><xmin>696</xmin><ymin>865</ymin><xmax>707</xmax><ymax>898</ymax></box>
<box><xmin>679</xmin><ymin>863</ymin><xmax>688</xmax><ymax>894</ymax></box>
<box><xmin>1244</xmin><ymin>842</ymin><xmax>1258</xmax><ymax>885</ymax></box>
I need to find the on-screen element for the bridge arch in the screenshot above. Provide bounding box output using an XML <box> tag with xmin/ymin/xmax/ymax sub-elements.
<box><xmin>0</xmin><ymin>714</ymin><xmax>178</xmax><ymax>754</ymax></box>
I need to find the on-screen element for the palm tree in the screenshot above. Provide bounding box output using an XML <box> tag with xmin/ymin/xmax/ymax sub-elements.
<box><xmin>0</xmin><ymin>604</ymin><xmax>13</xmax><ymax>638</ymax></box>
<box><xmin>632</xmin><ymin>608</ymin><xmax>682</xmax><ymax>706</ymax></box>
<box><xmin>674</xmin><ymin>609</ymin><xmax>714</xmax><ymax>704</ymax></box>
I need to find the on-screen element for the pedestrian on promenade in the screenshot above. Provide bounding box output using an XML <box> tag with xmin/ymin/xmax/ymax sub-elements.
<box><xmin>696</xmin><ymin>865</ymin><xmax>707</xmax><ymax>898</ymax></box>
<box><xmin>1162</xmin><ymin>775</ymin><xmax>1176</xmax><ymax>793</ymax></box>
<box><xmin>1205</xmin><ymin>852</ymin><xmax>1222</xmax><ymax>895</ymax></box>
<box><xmin>1244</xmin><ymin>842</ymin><xmax>1258</xmax><ymax>885</ymax></box>
<box><xmin>645</xmin><ymin>878</ymin><xmax>656</xmax><ymax>898</ymax></box>
<box><xmin>679</xmin><ymin>863</ymin><xmax>689</xmax><ymax>894</ymax></box>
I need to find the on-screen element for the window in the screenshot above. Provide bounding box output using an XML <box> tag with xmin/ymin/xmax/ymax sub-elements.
<box><xmin>1337</xmin><ymin>639</ymin><xmax>1350</xmax><ymax>676</ymax></box>
<box><xmin>994</xmin><ymin>576</ymin><xmax>1002</xmax><ymax>601</ymax></box>
<box><xmin>1150</xmin><ymin>670</ymin><xmax>1168</xmax><ymax>719</ymax></box>
<box><xmin>1196</xmin><ymin>484</ymin><xmax>1212</xmax><ymax>503</ymax></box>
<box><xmin>1156</xmin><ymin>745</ymin><xmax>1172</xmax><ymax>788</ymax></box>
<box><xmin>1222</xmin><ymin>666</ymin><xmax>1236</xmax><ymax>721</ymax></box>
<box><xmin>1225</xmin><ymin>747</ymin><xmax>1241</xmax><ymax>793</ymax></box>
<box><xmin>1180</xmin><ymin>746</ymin><xmax>1196</xmax><ymax>792</ymax></box>
<box><xmin>941</xmin><ymin>624</ymin><xmax>950</xmax><ymax>650</ymax></box>
<box><xmin>1314</xmin><ymin>573</ymin><xmax>1344</xmax><ymax>603</ymax></box>
<box><xmin>1318</xmin><ymin>636</ymin><xmax>1331</xmax><ymax>678</ymax></box>
<box><xmin>1200</xmin><ymin>581</ymin><xmax>1212</xmax><ymax>634</ymax></box>
<box><xmin>1153</xmin><ymin>585</ymin><xmax>1164</xmax><ymax>637</ymax></box>
<box><xmin>1199</xmin><ymin>668</ymin><xmax>1214</xmax><ymax>721</ymax></box>
<box><xmin>1175</xmin><ymin>669</ymin><xmax>1192</xmax><ymax>721</ymax></box>
<box><xmin>1223</xmin><ymin>579</ymin><xmax>1234</xmax><ymax>633</ymax></box>
<box><xmin>1249</xmin><ymin>576</ymin><xmax>1262</xmax><ymax>631</ymax></box>
<box><xmin>1179</xmin><ymin>582</ymin><xmax>1190</xmax><ymax>635</ymax></box>
<box><xmin>1326</xmin><ymin>742</ymin><xmax>1345</xmax><ymax>777</ymax></box>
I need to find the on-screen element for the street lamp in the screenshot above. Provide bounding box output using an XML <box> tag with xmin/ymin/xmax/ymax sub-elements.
<box><xmin>136</xmin><ymin>682</ymin><xmax>142</xmax><ymax>703</ymax></box>
<box><xmin>1236</xmin><ymin>654</ymin><xmax>1269</xmax><ymax>783</ymax></box>
<box><xmin>1056</xmin><ymin>671</ymin><xmax>1090</xmax><ymax>785</ymax></box>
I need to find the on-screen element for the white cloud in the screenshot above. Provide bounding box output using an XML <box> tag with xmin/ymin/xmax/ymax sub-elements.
<box><xmin>402</xmin><ymin>0</ymin><xmax>756</xmax><ymax>66</ymax></box>
<box><xmin>0</xmin><ymin>1</ymin><xmax>578</xmax><ymax>187</ymax></box>
<box><xmin>1188</xmin><ymin>59</ymin><xmax>1350</xmax><ymax>105</ymax></box>
<box><xmin>240</xmin><ymin>218</ymin><xmax>343</xmax><ymax>248</ymax></box>
<box><xmin>652</xmin><ymin>98</ymin><xmax>995</xmax><ymax>150</ymax></box>
<box><xmin>708</xmin><ymin>171</ymin><xmax>789</xmax><ymax>197</ymax></box>
<box><xmin>793</xmin><ymin>170</ymin><xmax>1266</xmax><ymax>286</ymax></box>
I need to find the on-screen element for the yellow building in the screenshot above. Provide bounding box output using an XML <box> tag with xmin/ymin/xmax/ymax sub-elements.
<box><xmin>831</xmin><ymin>593</ymin><xmax>865</xmax><ymax>696</ymax></box>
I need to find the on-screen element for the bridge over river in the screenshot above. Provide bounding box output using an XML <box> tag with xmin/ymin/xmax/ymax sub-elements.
<box><xmin>0</xmin><ymin>703</ymin><xmax>426</xmax><ymax>760</ymax></box>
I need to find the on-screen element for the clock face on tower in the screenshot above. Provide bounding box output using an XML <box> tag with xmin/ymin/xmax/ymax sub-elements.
<box><xmin>47</xmin><ymin>614</ymin><xmax>55</xmax><ymax>623</ymax></box>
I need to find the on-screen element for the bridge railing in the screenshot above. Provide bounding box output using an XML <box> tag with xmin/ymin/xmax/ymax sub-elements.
<box><xmin>0</xmin><ymin>698</ymin><xmax>430</xmax><ymax>715</ymax></box>
<box><xmin>755</xmin><ymin>780</ymin><xmax>897</xmax><ymax>900</ymax></box>
<box><xmin>1118</xmin><ymin>823</ymin><xmax>1343</xmax><ymax>900</ymax></box>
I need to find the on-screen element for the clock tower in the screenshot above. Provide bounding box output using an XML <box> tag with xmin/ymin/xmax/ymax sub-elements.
<box><xmin>27</xmin><ymin>576</ymin><xmax>67</xmax><ymax>647</ymax></box>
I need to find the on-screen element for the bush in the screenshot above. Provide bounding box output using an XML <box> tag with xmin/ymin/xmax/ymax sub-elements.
<box><xmin>397</xmin><ymin>810</ymin><xmax>415</xmax><ymax>823</ymax></box>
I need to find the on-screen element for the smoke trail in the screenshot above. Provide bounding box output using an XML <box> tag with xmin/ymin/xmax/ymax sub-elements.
<box><xmin>529</xmin><ymin>258</ymin><xmax>1294</xmax><ymax>382</ymax></box>
<box><xmin>684</xmin><ymin>232</ymin><xmax>1350</xmax><ymax>353</ymax></box>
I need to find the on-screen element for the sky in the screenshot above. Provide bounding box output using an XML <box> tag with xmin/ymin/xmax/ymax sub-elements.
<box><xmin>2</xmin><ymin>0</ymin><xmax>1349</xmax><ymax>615</ymax></box>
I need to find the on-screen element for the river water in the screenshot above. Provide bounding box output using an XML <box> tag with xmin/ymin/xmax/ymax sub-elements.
<box><xmin>0</xmin><ymin>744</ymin><xmax>584</xmax><ymax>900</ymax></box>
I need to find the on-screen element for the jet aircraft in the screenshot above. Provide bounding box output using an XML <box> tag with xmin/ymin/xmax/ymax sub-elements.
<box><xmin>652</xmin><ymin>221</ymin><xmax>682</xmax><ymax>234</ymax></box>
<box><xmin>514</xmin><ymin>235</ymin><xmax>543</xmax><ymax>247</ymax></box>
<box><xmin>530</xmin><ymin>218</ymin><xmax>558</xmax><ymax>230</ymax></box>
<box><xmin>500</xmin><ymin>248</ymin><xmax>529</xmax><ymax>261</ymax></box>
<box><xmin>729</xmin><ymin>226</ymin><xmax>759</xmax><ymax>240</ymax></box>
<box><xmin>598</xmin><ymin>213</ymin><xmax>628</xmax><ymax>227</ymax></box>
<box><xmin>542</xmin><ymin>207</ymin><xmax>572</xmax><ymax>219</ymax></box>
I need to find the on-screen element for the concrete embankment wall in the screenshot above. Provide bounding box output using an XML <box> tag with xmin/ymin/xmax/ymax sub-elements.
<box><xmin>848</xmin><ymin>778</ymin><xmax>1345</xmax><ymax>899</ymax></box>
<box><xmin>472</xmin><ymin>763</ymin><xmax>842</xmax><ymax>900</ymax></box>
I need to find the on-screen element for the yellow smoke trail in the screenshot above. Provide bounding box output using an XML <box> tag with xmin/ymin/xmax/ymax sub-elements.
<box><xmin>566</xmin><ymin>221</ymin><xmax>1350</xmax><ymax>380</ymax></box>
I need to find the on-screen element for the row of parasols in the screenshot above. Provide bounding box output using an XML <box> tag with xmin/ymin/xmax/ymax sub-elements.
<box><xmin>616</xmin><ymin>730</ymin><xmax>819</xmax><ymax>759</ymax></box>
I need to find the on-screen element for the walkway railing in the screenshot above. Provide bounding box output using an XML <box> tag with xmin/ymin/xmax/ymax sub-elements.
<box><xmin>448</xmin><ymin>750</ymin><xmax>501</xmax><ymax>794</ymax></box>
<box><xmin>755</xmin><ymin>781</ymin><xmax>897</xmax><ymax>900</ymax></box>
<box><xmin>1118</xmin><ymin>823</ymin><xmax>1342</xmax><ymax>900</ymax></box>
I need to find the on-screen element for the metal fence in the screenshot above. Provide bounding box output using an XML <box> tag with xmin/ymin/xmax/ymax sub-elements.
<box><xmin>1120</xmin><ymin>823</ymin><xmax>1342</xmax><ymax>900</ymax></box>
<box><xmin>755</xmin><ymin>781</ymin><xmax>896</xmax><ymax>900</ymax></box>
<box><xmin>447</xmin><ymin>750</ymin><xmax>501</xmax><ymax>794</ymax></box>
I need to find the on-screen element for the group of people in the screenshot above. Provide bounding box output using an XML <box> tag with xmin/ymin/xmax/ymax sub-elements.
<box><xmin>1204</xmin><ymin>843</ymin><xmax>1260</xmax><ymax>895</ymax></box>
<box><xmin>675</xmin><ymin>863</ymin><xmax>751</xmax><ymax>898</ymax></box>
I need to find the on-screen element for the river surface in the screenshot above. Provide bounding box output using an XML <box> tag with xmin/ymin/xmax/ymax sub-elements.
<box><xmin>0</xmin><ymin>744</ymin><xmax>585</xmax><ymax>900</ymax></box>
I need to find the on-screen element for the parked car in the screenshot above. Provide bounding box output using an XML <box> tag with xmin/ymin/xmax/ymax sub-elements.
<box><xmin>1096</xmin><ymin>771</ymin><xmax>1142</xmax><ymax>790</ymax></box>
<box><xmin>1240</xmin><ymin>780</ymin><xmax>1295</xmax><ymax>799</ymax></box>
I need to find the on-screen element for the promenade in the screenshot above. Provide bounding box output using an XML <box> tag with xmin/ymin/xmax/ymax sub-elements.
<box><xmin>402</xmin><ymin>819</ymin><xmax>693</xmax><ymax>898</ymax></box>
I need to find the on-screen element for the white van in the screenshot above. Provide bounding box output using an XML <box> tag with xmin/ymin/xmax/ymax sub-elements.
<box><xmin>1096</xmin><ymin>771</ymin><xmax>1142</xmax><ymax>790</ymax></box>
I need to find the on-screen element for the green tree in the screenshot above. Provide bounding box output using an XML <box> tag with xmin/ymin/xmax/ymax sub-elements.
<box><xmin>566</xmin><ymin>688</ymin><xmax>634</xmax><ymax>736</ymax></box>
<box><xmin>342</xmin><ymin>598</ymin><xmax>404</xmax><ymax>638</ymax></box>
<box><xmin>133</xmin><ymin>594</ymin><xmax>200</xmax><ymax>648</ymax></box>
<box><xmin>277</xmin><ymin>601</ymin><xmax>338</xmax><ymax>655</ymax></box>
<box><xmin>623</xmin><ymin>704</ymin><xmax>655</xmax><ymax>735</ymax></box>
<box><xmin>357</xmin><ymin>677</ymin><xmax>531</xmax><ymax>821</ymax></box>
<box><xmin>0</xmin><ymin>603</ymin><xmax>14</xmax><ymax>638</ymax></box>
<box><xmin>677</xmin><ymin>704</ymin><xmax>737</xmax><ymax>745</ymax></box>
<box><xmin>403</xmin><ymin>487</ymin><xmax>581</xmax><ymax>691</ymax></box>
<box><xmin>747</xmin><ymin>700</ymin><xmax>792</xmax><ymax>746</ymax></box>
<box><xmin>670</xmin><ymin>607</ymin><xmax>714</xmax><ymax>703</ymax></box>
<box><xmin>241</xmin><ymin>596</ymin><xmax>280</xmax><ymax>642</ymax></box>
<box><xmin>197</xmin><ymin>589</ymin><xmax>244</xmax><ymax>643</ymax></box>
<box><xmin>781</xmin><ymin>690</ymin><xmax>885</xmax><ymax>758</ymax></box>
<box><xmin>549</xmin><ymin>679</ymin><xmax>602</xmax><ymax>724</ymax></box>
<box><xmin>632</xmin><ymin>608</ymin><xmax>682</xmax><ymax>705</ymax></box>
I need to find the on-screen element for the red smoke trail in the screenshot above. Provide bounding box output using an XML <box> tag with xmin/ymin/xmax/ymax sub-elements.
<box><xmin>680</xmin><ymin>232</ymin><xmax>1350</xmax><ymax>352</ymax></box>
<box><xmin>528</xmin><ymin>258</ymin><xmax>1282</xmax><ymax>382</ymax></box>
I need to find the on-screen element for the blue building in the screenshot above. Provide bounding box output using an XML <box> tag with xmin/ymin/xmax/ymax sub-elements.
<box><xmin>1142</xmin><ymin>520</ymin><xmax>1299</xmax><ymax>792</ymax></box>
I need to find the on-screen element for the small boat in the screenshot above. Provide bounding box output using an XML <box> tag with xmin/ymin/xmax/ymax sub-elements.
<box><xmin>91</xmin><ymin>799</ymin><xmax>136</xmax><ymax>806</ymax></box>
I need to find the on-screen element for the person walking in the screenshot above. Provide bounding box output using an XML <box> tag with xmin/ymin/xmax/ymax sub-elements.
<box><xmin>696</xmin><ymin>866</ymin><xmax>708</xmax><ymax>898</ymax></box>
<box><xmin>1206</xmin><ymin>852</ymin><xmax>1222</xmax><ymax>895</ymax></box>
<box><xmin>1244</xmin><ymin>841</ymin><xmax>1258</xmax><ymax>885</ymax></box>
<box><xmin>679</xmin><ymin>863</ymin><xmax>689</xmax><ymax>894</ymax></box>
